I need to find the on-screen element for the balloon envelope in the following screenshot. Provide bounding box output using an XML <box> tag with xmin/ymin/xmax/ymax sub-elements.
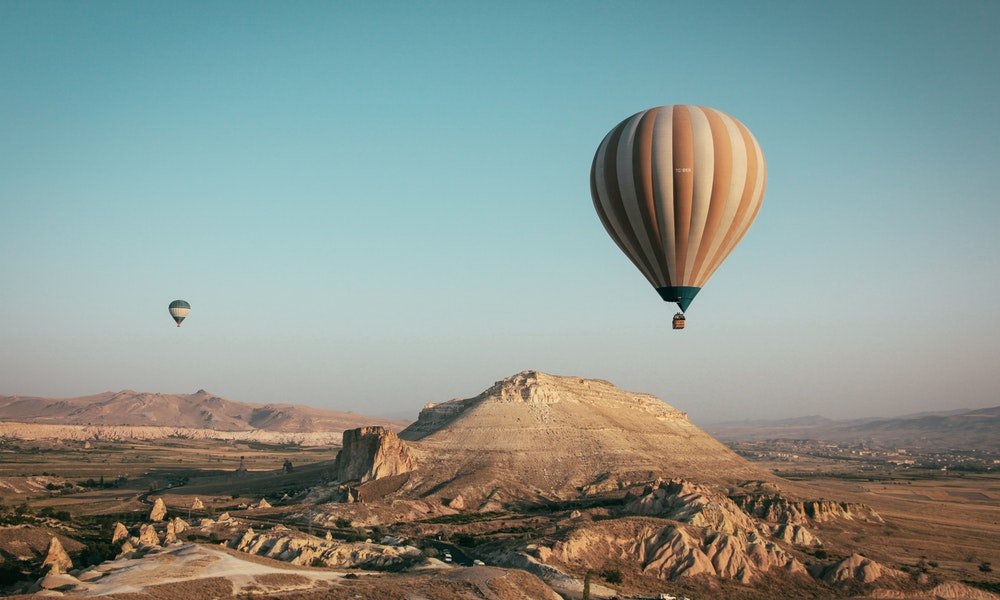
<box><xmin>168</xmin><ymin>299</ymin><xmax>190</xmax><ymax>326</ymax></box>
<box><xmin>590</xmin><ymin>105</ymin><xmax>766</xmax><ymax>312</ymax></box>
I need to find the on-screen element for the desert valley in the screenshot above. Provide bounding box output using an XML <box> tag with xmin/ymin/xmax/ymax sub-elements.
<box><xmin>0</xmin><ymin>371</ymin><xmax>995</xmax><ymax>600</ymax></box>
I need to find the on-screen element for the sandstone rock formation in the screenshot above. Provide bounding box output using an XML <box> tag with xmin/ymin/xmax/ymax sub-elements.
<box><xmin>733</xmin><ymin>493</ymin><xmax>882</xmax><ymax>525</ymax></box>
<box><xmin>333</xmin><ymin>426</ymin><xmax>415</xmax><ymax>483</ymax></box>
<box><xmin>164</xmin><ymin>521</ymin><xmax>178</xmax><ymax>544</ymax></box>
<box><xmin>772</xmin><ymin>523</ymin><xmax>819</xmax><ymax>546</ymax></box>
<box><xmin>39</xmin><ymin>570</ymin><xmax>79</xmax><ymax>591</ymax></box>
<box><xmin>111</xmin><ymin>522</ymin><xmax>129</xmax><ymax>544</ymax></box>
<box><xmin>42</xmin><ymin>536</ymin><xmax>73</xmax><ymax>573</ymax></box>
<box><xmin>172</xmin><ymin>517</ymin><xmax>188</xmax><ymax>534</ymax></box>
<box><xmin>622</xmin><ymin>479</ymin><xmax>759</xmax><ymax>537</ymax></box>
<box><xmin>255</xmin><ymin>498</ymin><xmax>272</xmax><ymax>509</ymax></box>
<box><xmin>536</xmin><ymin>518</ymin><xmax>806</xmax><ymax>584</ymax></box>
<box><xmin>394</xmin><ymin>371</ymin><xmax>775</xmax><ymax>508</ymax></box>
<box><xmin>816</xmin><ymin>553</ymin><xmax>905</xmax><ymax>584</ymax></box>
<box><xmin>149</xmin><ymin>497</ymin><xmax>167</xmax><ymax>521</ymax></box>
<box><xmin>137</xmin><ymin>523</ymin><xmax>160</xmax><ymax>547</ymax></box>
<box><xmin>229</xmin><ymin>527</ymin><xmax>423</xmax><ymax>570</ymax></box>
<box><xmin>918</xmin><ymin>582</ymin><xmax>1000</xmax><ymax>600</ymax></box>
<box><xmin>191</xmin><ymin>497</ymin><xmax>205</xmax><ymax>510</ymax></box>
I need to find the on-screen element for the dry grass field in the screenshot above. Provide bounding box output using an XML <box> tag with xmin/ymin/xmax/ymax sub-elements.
<box><xmin>0</xmin><ymin>437</ymin><xmax>335</xmax><ymax>515</ymax></box>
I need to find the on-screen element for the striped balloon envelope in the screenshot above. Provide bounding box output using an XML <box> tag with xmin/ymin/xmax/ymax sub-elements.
<box><xmin>590</xmin><ymin>105</ymin><xmax>766</xmax><ymax>313</ymax></box>
<box><xmin>168</xmin><ymin>300</ymin><xmax>190</xmax><ymax>327</ymax></box>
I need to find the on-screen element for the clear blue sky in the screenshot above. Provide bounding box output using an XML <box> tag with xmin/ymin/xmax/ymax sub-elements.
<box><xmin>2</xmin><ymin>1</ymin><xmax>998</xmax><ymax>423</ymax></box>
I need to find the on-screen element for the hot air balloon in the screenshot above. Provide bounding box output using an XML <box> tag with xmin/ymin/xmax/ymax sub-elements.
<box><xmin>168</xmin><ymin>300</ymin><xmax>190</xmax><ymax>327</ymax></box>
<box><xmin>590</xmin><ymin>105</ymin><xmax>766</xmax><ymax>328</ymax></box>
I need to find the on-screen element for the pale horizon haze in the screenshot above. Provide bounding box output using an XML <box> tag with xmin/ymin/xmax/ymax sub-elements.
<box><xmin>2</xmin><ymin>1</ymin><xmax>998</xmax><ymax>424</ymax></box>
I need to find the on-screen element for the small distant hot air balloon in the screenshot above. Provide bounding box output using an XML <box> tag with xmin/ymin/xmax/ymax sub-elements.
<box><xmin>168</xmin><ymin>300</ymin><xmax>190</xmax><ymax>327</ymax></box>
<box><xmin>590</xmin><ymin>105</ymin><xmax>766</xmax><ymax>329</ymax></box>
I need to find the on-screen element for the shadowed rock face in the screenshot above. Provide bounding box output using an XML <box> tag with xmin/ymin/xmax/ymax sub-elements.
<box><xmin>111</xmin><ymin>522</ymin><xmax>129</xmax><ymax>545</ymax></box>
<box><xmin>333</xmin><ymin>426</ymin><xmax>415</xmax><ymax>483</ymax></box>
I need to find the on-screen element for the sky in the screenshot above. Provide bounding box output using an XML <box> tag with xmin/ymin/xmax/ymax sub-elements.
<box><xmin>2</xmin><ymin>1</ymin><xmax>998</xmax><ymax>424</ymax></box>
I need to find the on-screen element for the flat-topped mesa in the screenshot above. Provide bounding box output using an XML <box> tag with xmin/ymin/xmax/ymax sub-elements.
<box><xmin>393</xmin><ymin>371</ymin><xmax>771</xmax><ymax>505</ymax></box>
<box><xmin>402</xmin><ymin>370</ymin><xmax>688</xmax><ymax>442</ymax></box>
<box><xmin>333</xmin><ymin>426</ymin><xmax>414</xmax><ymax>483</ymax></box>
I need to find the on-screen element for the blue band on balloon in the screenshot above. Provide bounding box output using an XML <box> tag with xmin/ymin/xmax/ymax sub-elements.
<box><xmin>655</xmin><ymin>286</ymin><xmax>700</xmax><ymax>312</ymax></box>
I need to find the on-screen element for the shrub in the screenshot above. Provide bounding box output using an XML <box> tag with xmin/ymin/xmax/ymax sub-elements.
<box><xmin>980</xmin><ymin>562</ymin><xmax>993</xmax><ymax>573</ymax></box>
<box><xmin>600</xmin><ymin>567</ymin><xmax>623</xmax><ymax>584</ymax></box>
<box><xmin>0</xmin><ymin>562</ymin><xmax>26</xmax><ymax>586</ymax></box>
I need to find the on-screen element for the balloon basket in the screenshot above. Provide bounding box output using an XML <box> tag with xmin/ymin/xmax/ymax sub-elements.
<box><xmin>672</xmin><ymin>313</ymin><xmax>686</xmax><ymax>330</ymax></box>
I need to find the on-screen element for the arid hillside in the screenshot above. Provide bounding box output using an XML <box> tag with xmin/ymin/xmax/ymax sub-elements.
<box><xmin>339</xmin><ymin>371</ymin><xmax>779</xmax><ymax>509</ymax></box>
<box><xmin>0</xmin><ymin>389</ymin><xmax>407</xmax><ymax>434</ymax></box>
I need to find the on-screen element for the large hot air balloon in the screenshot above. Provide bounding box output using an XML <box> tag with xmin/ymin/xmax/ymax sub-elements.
<box><xmin>168</xmin><ymin>300</ymin><xmax>190</xmax><ymax>327</ymax></box>
<box><xmin>590</xmin><ymin>105</ymin><xmax>766</xmax><ymax>326</ymax></box>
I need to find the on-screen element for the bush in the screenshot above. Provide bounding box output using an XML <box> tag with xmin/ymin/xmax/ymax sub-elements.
<box><xmin>335</xmin><ymin>517</ymin><xmax>351</xmax><ymax>528</ymax></box>
<box><xmin>980</xmin><ymin>562</ymin><xmax>993</xmax><ymax>573</ymax></box>
<box><xmin>814</xmin><ymin>549</ymin><xmax>828</xmax><ymax>559</ymax></box>
<box><xmin>600</xmin><ymin>567</ymin><xmax>623</xmax><ymax>584</ymax></box>
<box><xmin>0</xmin><ymin>562</ymin><xmax>26</xmax><ymax>586</ymax></box>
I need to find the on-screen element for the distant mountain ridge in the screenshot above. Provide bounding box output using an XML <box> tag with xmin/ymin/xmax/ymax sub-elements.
<box><xmin>0</xmin><ymin>389</ymin><xmax>407</xmax><ymax>433</ymax></box>
<box><xmin>706</xmin><ymin>405</ymin><xmax>1000</xmax><ymax>451</ymax></box>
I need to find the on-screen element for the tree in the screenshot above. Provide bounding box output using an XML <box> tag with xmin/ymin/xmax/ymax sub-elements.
<box><xmin>582</xmin><ymin>570</ymin><xmax>592</xmax><ymax>600</ymax></box>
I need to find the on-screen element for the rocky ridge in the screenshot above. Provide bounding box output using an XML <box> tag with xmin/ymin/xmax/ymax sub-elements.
<box><xmin>0</xmin><ymin>421</ymin><xmax>347</xmax><ymax>445</ymax></box>
<box><xmin>229</xmin><ymin>526</ymin><xmax>423</xmax><ymax>570</ymax></box>
<box><xmin>0</xmin><ymin>389</ymin><xmax>407</xmax><ymax>433</ymax></box>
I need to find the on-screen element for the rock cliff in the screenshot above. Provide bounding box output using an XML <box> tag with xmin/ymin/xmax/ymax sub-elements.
<box><xmin>333</xmin><ymin>426</ymin><xmax>415</xmax><ymax>483</ymax></box>
<box><xmin>732</xmin><ymin>493</ymin><xmax>883</xmax><ymax>525</ymax></box>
